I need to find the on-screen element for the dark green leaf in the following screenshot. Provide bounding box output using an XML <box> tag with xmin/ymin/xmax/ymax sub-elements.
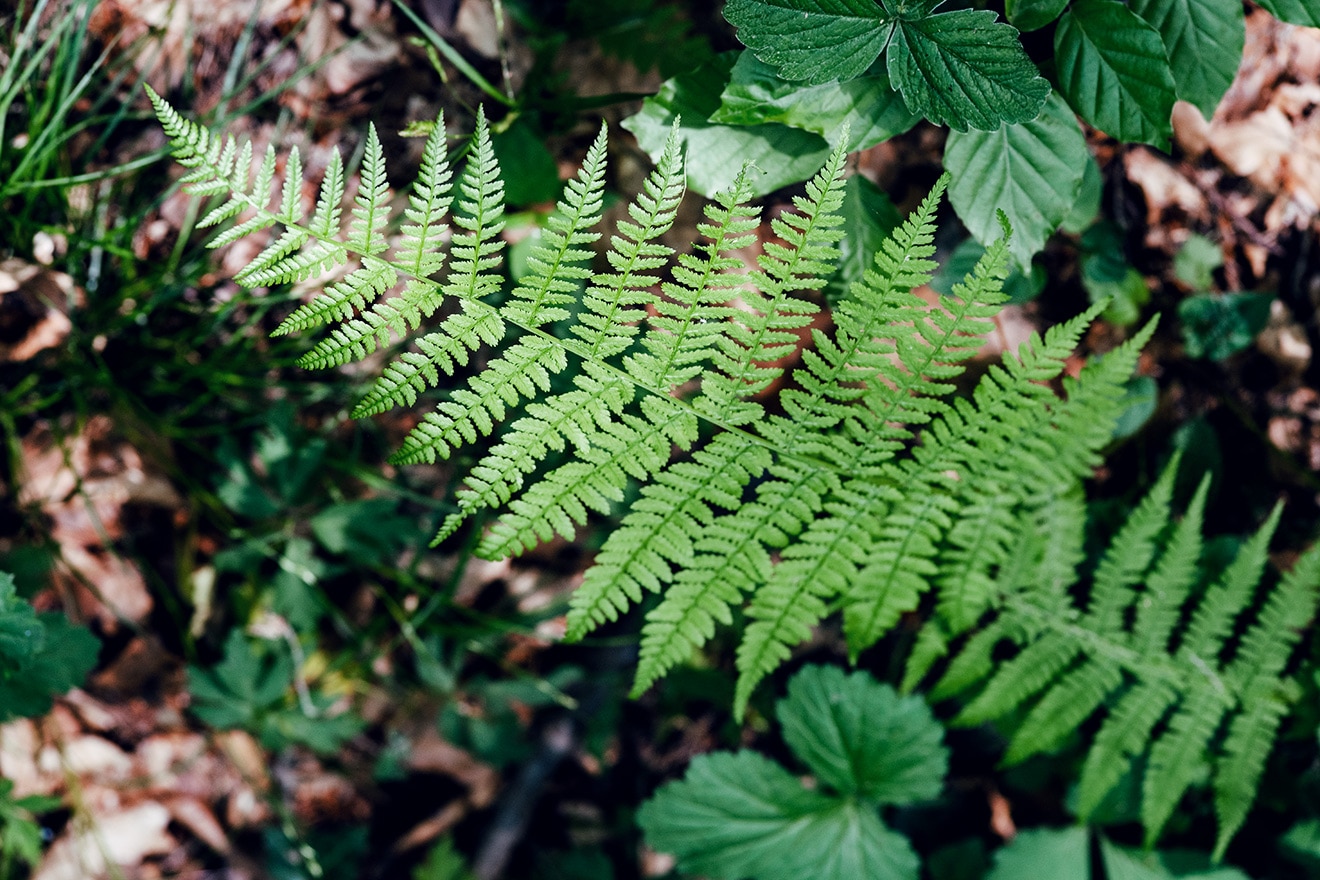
<box><xmin>1129</xmin><ymin>0</ymin><xmax>1243</xmax><ymax>119</ymax></box>
<box><xmin>946</xmin><ymin>92</ymin><xmax>1089</xmax><ymax>270</ymax></box>
<box><xmin>1112</xmin><ymin>375</ymin><xmax>1158</xmax><ymax>440</ymax></box>
<box><xmin>1099</xmin><ymin>839</ymin><xmax>1250</xmax><ymax>880</ymax></box>
<box><xmin>1178</xmin><ymin>292</ymin><xmax>1274</xmax><ymax>360</ymax></box>
<box><xmin>1007</xmin><ymin>0</ymin><xmax>1069</xmax><ymax>32</ymax></box>
<box><xmin>886</xmin><ymin>7</ymin><xmax>1050</xmax><ymax>131</ymax></box>
<box><xmin>777</xmin><ymin>665</ymin><xmax>948</xmax><ymax>803</ymax></box>
<box><xmin>1172</xmin><ymin>233</ymin><xmax>1222</xmax><ymax>290</ymax></box>
<box><xmin>1055</xmin><ymin>0</ymin><xmax>1178</xmax><ymax>148</ymax></box>
<box><xmin>0</xmin><ymin>572</ymin><xmax>43</xmax><ymax>673</ymax></box>
<box><xmin>1060</xmin><ymin>151</ymin><xmax>1103</xmax><ymax>234</ymax></box>
<box><xmin>188</xmin><ymin>630</ymin><xmax>293</xmax><ymax>729</ymax></box>
<box><xmin>0</xmin><ymin>613</ymin><xmax>99</xmax><ymax>722</ymax></box>
<box><xmin>622</xmin><ymin>53</ymin><xmax>833</xmax><ymax>197</ymax></box>
<box><xmin>310</xmin><ymin>497</ymin><xmax>412</xmax><ymax>564</ymax></box>
<box><xmin>987</xmin><ymin>827</ymin><xmax>1089</xmax><ymax>879</ymax></box>
<box><xmin>492</xmin><ymin>120</ymin><xmax>562</xmax><ymax>206</ymax></box>
<box><xmin>825</xmin><ymin>175</ymin><xmax>903</xmax><ymax>303</ymax></box>
<box><xmin>637</xmin><ymin>751</ymin><xmax>919</xmax><ymax>880</ymax></box>
<box><xmin>713</xmin><ymin>52</ymin><xmax>918</xmax><ymax>151</ymax></box>
<box><xmin>414</xmin><ymin>837</ymin><xmax>474</xmax><ymax>880</ymax></box>
<box><xmin>723</xmin><ymin>0</ymin><xmax>893</xmax><ymax>84</ymax></box>
<box><xmin>1255</xmin><ymin>0</ymin><xmax>1320</xmax><ymax>26</ymax></box>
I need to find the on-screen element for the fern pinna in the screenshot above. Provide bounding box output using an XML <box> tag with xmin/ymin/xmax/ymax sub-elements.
<box><xmin>151</xmin><ymin>91</ymin><xmax>1319</xmax><ymax>853</ymax></box>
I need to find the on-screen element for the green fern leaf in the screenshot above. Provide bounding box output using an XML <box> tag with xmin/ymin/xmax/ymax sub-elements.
<box><xmin>1142</xmin><ymin>688</ymin><xmax>1231</xmax><ymax>845</ymax></box>
<box><xmin>696</xmin><ymin>139</ymin><xmax>849</xmax><ymax>426</ymax></box>
<box><xmin>573</xmin><ymin>124</ymin><xmax>684</xmax><ymax>360</ymax></box>
<box><xmin>569</xmin><ymin>434</ymin><xmax>770</xmax><ymax>636</ymax></box>
<box><xmin>734</xmin><ymin>479</ymin><xmax>895</xmax><ymax>717</ymax></box>
<box><xmin>502</xmin><ymin>123</ymin><xmax>608</xmax><ymax>328</ymax></box>
<box><xmin>353</xmin><ymin>302</ymin><xmax>504</xmax><ymax>417</ymax></box>
<box><xmin>392</xmin><ymin>338</ymin><xmax>569</xmax><ymax>466</ymax></box>
<box><xmin>1076</xmin><ymin>680</ymin><xmax>1179</xmax><ymax>820</ymax></box>
<box><xmin>445</xmin><ymin>107</ymin><xmax>507</xmax><ymax>303</ymax></box>
<box><xmin>396</xmin><ymin>115</ymin><xmax>454</xmax><ymax>278</ymax></box>
<box><xmin>631</xmin><ymin>463</ymin><xmax>835</xmax><ymax>693</ymax></box>
<box><xmin>626</xmin><ymin>169</ymin><xmax>758</xmax><ymax>390</ymax></box>
<box><xmin>478</xmin><ymin>397</ymin><xmax>699</xmax><ymax>558</ymax></box>
<box><xmin>435</xmin><ymin>364</ymin><xmax>635</xmax><ymax>544</ymax></box>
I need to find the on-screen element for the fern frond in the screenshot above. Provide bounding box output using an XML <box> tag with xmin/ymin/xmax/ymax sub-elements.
<box><xmin>392</xmin><ymin>337</ymin><xmax>569</xmax><ymax>466</ymax></box>
<box><xmin>434</xmin><ymin>363</ymin><xmax>635</xmax><ymax>544</ymax></box>
<box><xmin>695</xmin><ymin>141</ymin><xmax>849</xmax><ymax>427</ymax></box>
<box><xmin>478</xmin><ymin>396</ymin><xmax>699</xmax><ymax>558</ymax></box>
<box><xmin>572</xmin><ymin>123</ymin><xmax>684</xmax><ymax>360</ymax></box>
<box><xmin>274</xmin><ymin>260</ymin><xmax>398</xmax><ymax>336</ymax></box>
<box><xmin>1075</xmin><ymin>680</ymin><xmax>1179</xmax><ymax>818</ymax></box>
<box><xmin>734</xmin><ymin>479</ymin><xmax>896</xmax><ymax>717</ymax></box>
<box><xmin>569</xmin><ymin>434</ymin><xmax>770</xmax><ymax>636</ymax></box>
<box><xmin>1131</xmin><ymin>475</ymin><xmax>1210</xmax><ymax>656</ymax></box>
<box><xmin>1179</xmin><ymin>503</ymin><xmax>1283</xmax><ymax>662</ymax></box>
<box><xmin>630</xmin><ymin>462</ymin><xmax>836</xmax><ymax>692</ymax></box>
<box><xmin>297</xmin><ymin>276</ymin><xmax>439</xmax><ymax>370</ymax></box>
<box><xmin>1212</xmin><ymin>541</ymin><xmax>1320</xmax><ymax>856</ymax></box>
<box><xmin>397</xmin><ymin>115</ymin><xmax>454</xmax><ymax>278</ymax></box>
<box><xmin>501</xmin><ymin>123</ymin><xmax>608</xmax><ymax>328</ymax></box>
<box><xmin>1142</xmin><ymin>688</ymin><xmax>1231</xmax><ymax>845</ymax></box>
<box><xmin>444</xmin><ymin>107</ymin><xmax>506</xmax><ymax>302</ymax></box>
<box><xmin>353</xmin><ymin>301</ymin><xmax>504</xmax><ymax>417</ymax></box>
<box><xmin>626</xmin><ymin>169</ymin><xmax>758</xmax><ymax>390</ymax></box>
<box><xmin>347</xmin><ymin>124</ymin><xmax>391</xmax><ymax>256</ymax></box>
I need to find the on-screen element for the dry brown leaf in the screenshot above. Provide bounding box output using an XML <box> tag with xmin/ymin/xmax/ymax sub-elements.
<box><xmin>0</xmin><ymin>260</ymin><xmax>78</xmax><ymax>362</ymax></box>
<box><xmin>34</xmin><ymin>800</ymin><xmax>174</xmax><ymax>880</ymax></box>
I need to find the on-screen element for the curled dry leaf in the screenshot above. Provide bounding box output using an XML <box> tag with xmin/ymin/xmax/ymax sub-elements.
<box><xmin>0</xmin><ymin>259</ymin><xmax>78</xmax><ymax>363</ymax></box>
<box><xmin>19</xmin><ymin>417</ymin><xmax>180</xmax><ymax>629</ymax></box>
<box><xmin>33</xmin><ymin>800</ymin><xmax>174</xmax><ymax>880</ymax></box>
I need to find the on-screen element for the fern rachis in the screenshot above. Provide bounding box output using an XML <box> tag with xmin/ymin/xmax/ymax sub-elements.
<box><xmin>151</xmin><ymin>93</ymin><xmax>1319</xmax><ymax>854</ymax></box>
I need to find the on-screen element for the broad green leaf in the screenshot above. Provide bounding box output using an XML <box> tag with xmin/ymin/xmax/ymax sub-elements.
<box><xmin>722</xmin><ymin>0</ymin><xmax>892</xmax><ymax>84</ymax></box>
<box><xmin>1178</xmin><ymin>291</ymin><xmax>1274</xmax><ymax>360</ymax></box>
<box><xmin>1060</xmin><ymin>150</ymin><xmax>1103</xmax><ymax>234</ymax></box>
<box><xmin>826</xmin><ymin>175</ymin><xmax>903</xmax><ymax>303</ymax></box>
<box><xmin>1129</xmin><ymin>0</ymin><xmax>1244</xmax><ymax>119</ymax></box>
<box><xmin>1173</xmin><ymin>233</ymin><xmax>1222</xmax><ymax>290</ymax></box>
<box><xmin>622</xmin><ymin>53</ymin><xmax>832</xmax><ymax>197</ymax></box>
<box><xmin>0</xmin><ymin>572</ymin><xmax>43</xmax><ymax>673</ymax></box>
<box><xmin>1112</xmin><ymin>375</ymin><xmax>1159</xmax><ymax>440</ymax></box>
<box><xmin>637</xmin><ymin>751</ymin><xmax>919</xmax><ymax>880</ymax></box>
<box><xmin>777</xmin><ymin>665</ymin><xmax>948</xmax><ymax>803</ymax></box>
<box><xmin>0</xmin><ymin>613</ymin><xmax>99</xmax><ymax>722</ymax></box>
<box><xmin>946</xmin><ymin>92</ymin><xmax>1088</xmax><ymax>270</ymax></box>
<box><xmin>491</xmin><ymin>119</ymin><xmax>562</xmax><ymax>205</ymax></box>
<box><xmin>885</xmin><ymin>6</ymin><xmax>1050</xmax><ymax>131</ymax></box>
<box><xmin>1007</xmin><ymin>0</ymin><xmax>1069</xmax><ymax>31</ymax></box>
<box><xmin>1055</xmin><ymin>0</ymin><xmax>1178</xmax><ymax>148</ymax></box>
<box><xmin>987</xmin><ymin>827</ymin><xmax>1089</xmax><ymax>879</ymax></box>
<box><xmin>714</xmin><ymin>52</ymin><xmax>918</xmax><ymax>151</ymax></box>
<box><xmin>1256</xmin><ymin>0</ymin><xmax>1320</xmax><ymax>26</ymax></box>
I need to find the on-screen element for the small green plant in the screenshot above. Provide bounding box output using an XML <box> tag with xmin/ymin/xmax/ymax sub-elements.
<box><xmin>188</xmin><ymin>629</ymin><xmax>364</xmax><ymax>754</ymax></box>
<box><xmin>0</xmin><ymin>571</ymin><xmax>99</xmax><ymax>723</ymax></box>
<box><xmin>626</xmin><ymin>0</ymin><xmax>1319</xmax><ymax>274</ymax></box>
<box><xmin>1173</xmin><ymin>234</ymin><xmax>1274</xmax><ymax>361</ymax></box>
<box><xmin>0</xmin><ymin>778</ymin><xmax>59</xmax><ymax>877</ymax></box>
<box><xmin>638</xmin><ymin>664</ymin><xmax>948</xmax><ymax>880</ymax></box>
<box><xmin>149</xmin><ymin>94</ymin><xmax>1319</xmax><ymax>854</ymax></box>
